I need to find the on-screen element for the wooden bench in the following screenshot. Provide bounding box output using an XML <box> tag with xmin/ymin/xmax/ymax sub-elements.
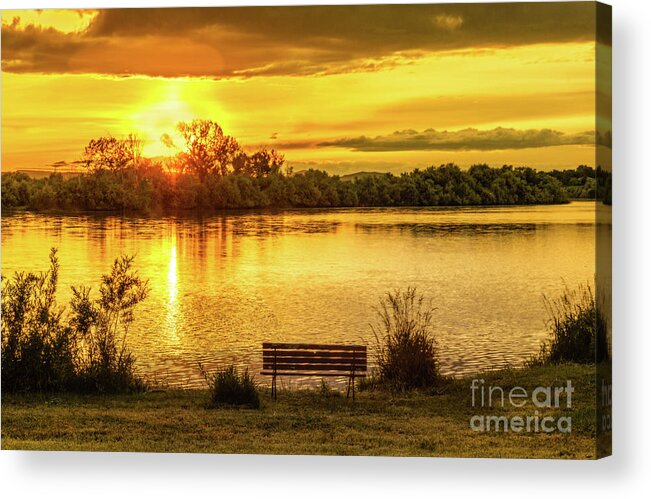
<box><xmin>261</xmin><ymin>342</ymin><xmax>367</xmax><ymax>400</ymax></box>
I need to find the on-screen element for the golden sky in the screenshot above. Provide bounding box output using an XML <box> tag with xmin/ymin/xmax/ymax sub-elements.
<box><xmin>1</xmin><ymin>4</ymin><xmax>611</xmax><ymax>174</ymax></box>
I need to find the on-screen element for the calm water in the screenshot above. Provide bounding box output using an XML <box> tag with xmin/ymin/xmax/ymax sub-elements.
<box><xmin>1</xmin><ymin>202</ymin><xmax>601</xmax><ymax>387</ymax></box>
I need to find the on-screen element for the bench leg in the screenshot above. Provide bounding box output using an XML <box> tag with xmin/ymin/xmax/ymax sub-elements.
<box><xmin>346</xmin><ymin>376</ymin><xmax>355</xmax><ymax>400</ymax></box>
<box><xmin>272</xmin><ymin>374</ymin><xmax>277</xmax><ymax>400</ymax></box>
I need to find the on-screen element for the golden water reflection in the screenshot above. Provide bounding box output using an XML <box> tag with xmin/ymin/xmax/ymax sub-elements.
<box><xmin>1</xmin><ymin>202</ymin><xmax>602</xmax><ymax>388</ymax></box>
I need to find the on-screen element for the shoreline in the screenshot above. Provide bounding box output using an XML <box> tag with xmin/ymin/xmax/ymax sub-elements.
<box><xmin>1</xmin><ymin>199</ymin><xmax>605</xmax><ymax>220</ymax></box>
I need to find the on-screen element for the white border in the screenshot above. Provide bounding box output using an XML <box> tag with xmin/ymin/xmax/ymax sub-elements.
<box><xmin>1</xmin><ymin>1</ymin><xmax>650</xmax><ymax>498</ymax></box>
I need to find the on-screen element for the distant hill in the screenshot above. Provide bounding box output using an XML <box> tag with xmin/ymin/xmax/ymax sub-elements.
<box><xmin>292</xmin><ymin>170</ymin><xmax>387</xmax><ymax>181</ymax></box>
<box><xmin>10</xmin><ymin>169</ymin><xmax>81</xmax><ymax>180</ymax></box>
<box><xmin>339</xmin><ymin>171</ymin><xmax>386</xmax><ymax>182</ymax></box>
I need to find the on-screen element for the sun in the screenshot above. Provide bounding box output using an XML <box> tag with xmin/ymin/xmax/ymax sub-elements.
<box><xmin>129</xmin><ymin>78</ymin><xmax>229</xmax><ymax>158</ymax></box>
<box><xmin>129</xmin><ymin>81</ymin><xmax>192</xmax><ymax>158</ymax></box>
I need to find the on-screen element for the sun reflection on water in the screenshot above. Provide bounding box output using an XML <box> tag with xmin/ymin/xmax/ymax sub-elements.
<box><xmin>165</xmin><ymin>228</ymin><xmax>180</xmax><ymax>345</ymax></box>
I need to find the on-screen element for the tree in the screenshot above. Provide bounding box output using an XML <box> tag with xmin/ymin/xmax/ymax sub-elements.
<box><xmin>81</xmin><ymin>134</ymin><xmax>143</xmax><ymax>173</ymax></box>
<box><xmin>124</xmin><ymin>133</ymin><xmax>144</xmax><ymax>167</ymax></box>
<box><xmin>233</xmin><ymin>148</ymin><xmax>285</xmax><ymax>178</ymax></box>
<box><xmin>167</xmin><ymin>119</ymin><xmax>242</xmax><ymax>180</ymax></box>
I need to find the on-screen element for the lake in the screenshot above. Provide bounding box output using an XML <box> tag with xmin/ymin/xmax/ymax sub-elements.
<box><xmin>1</xmin><ymin>202</ymin><xmax>602</xmax><ymax>387</ymax></box>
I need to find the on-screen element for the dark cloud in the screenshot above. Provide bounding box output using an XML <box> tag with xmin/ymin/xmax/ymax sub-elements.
<box><xmin>319</xmin><ymin>127</ymin><xmax>595</xmax><ymax>152</ymax></box>
<box><xmin>1</xmin><ymin>23</ymin><xmax>86</xmax><ymax>73</ymax></box>
<box><xmin>2</xmin><ymin>3</ymin><xmax>604</xmax><ymax>77</ymax></box>
<box><xmin>250</xmin><ymin>139</ymin><xmax>318</xmax><ymax>151</ymax></box>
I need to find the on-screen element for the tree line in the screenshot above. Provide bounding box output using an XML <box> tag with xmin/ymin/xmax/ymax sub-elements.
<box><xmin>1</xmin><ymin>119</ymin><xmax>611</xmax><ymax>212</ymax></box>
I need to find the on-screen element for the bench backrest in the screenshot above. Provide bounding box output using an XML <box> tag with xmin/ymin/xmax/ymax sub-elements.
<box><xmin>262</xmin><ymin>342</ymin><xmax>367</xmax><ymax>374</ymax></box>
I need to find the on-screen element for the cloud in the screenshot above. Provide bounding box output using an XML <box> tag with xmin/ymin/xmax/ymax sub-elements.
<box><xmin>318</xmin><ymin>127</ymin><xmax>595</xmax><ymax>152</ymax></box>
<box><xmin>597</xmin><ymin>130</ymin><xmax>612</xmax><ymax>148</ymax></box>
<box><xmin>434</xmin><ymin>14</ymin><xmax>464</xmax><ymax>31</ymax></box>
<box><xmin>2</xmin><ymin>3</ymin><xmax>606</xmax><ymax>78</ymax></box>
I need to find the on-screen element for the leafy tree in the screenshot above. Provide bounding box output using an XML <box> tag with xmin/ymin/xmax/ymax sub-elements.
<box><xmin>166</xmin><ymin>119</ymin><xmax>241</xmax><ymax>180</ymax></box>
<box><xmin>81</xmin><ymin>133</ymin><xmax>142</xmax><ymax>173</ymax></box>
<box><xmin>233</xmin><ymin>148</ymin><xmax>285</xmax><ymax>178</ymax></box>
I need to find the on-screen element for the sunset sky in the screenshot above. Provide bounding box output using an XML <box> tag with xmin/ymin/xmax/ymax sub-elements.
<box><xmin>1</xmin><ymin>3</ymin><xmax>610</xmax><ymax>175</ymax></box>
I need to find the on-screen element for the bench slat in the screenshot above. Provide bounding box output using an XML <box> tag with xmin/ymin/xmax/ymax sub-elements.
<box><xmin>263</xmin><ymin>342</ymin><xmax>366</xmax><ymax>352</ymax></box>
<box><xmin>262</xmin><ymin>363</ymin><xmax>367</xmax><ymax>372</ymax></box>
<box><xmin>262</xmin><ymin>359</ymin><xmax>366</xmax><ymax>371</ymax></box>
<box><xmin>261</xmin><ymin>371</ymin><xmax>367</xmax><ymax>377</ymax></box>
<box><xmin>262</xmin><ymin>350</ymin><xmax>366</xmax><ymax>359</ymax></box>
<box><xmin>263</xmin><ymin>355</ymin><xmax>366</xmax><ymax>365</ymax></box>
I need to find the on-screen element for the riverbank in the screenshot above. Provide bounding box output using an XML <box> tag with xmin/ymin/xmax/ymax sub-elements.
<box><xmin>1</xmin><ymin>363</ymin><xmax>598</xmax><ymax>458</ymax></box>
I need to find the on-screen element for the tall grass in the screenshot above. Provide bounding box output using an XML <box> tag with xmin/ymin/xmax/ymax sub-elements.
<box><xmin>1</xmin><ymin>248</ymin><xmax>149</xmax><ymax>393</ymax></box>
<box><xmin>371</xmin><ymin>288</ymin><xmax>440</xmax><ymax>390</ymax></box>
<box><xmin>202</xmin><ymin>365</ymin><xmax>260</xmax><ymax>409</ymax></box>
<box><xmin>531</xmin><ymin>283</ymin><xmax>609</xmax><ymax>365</ymax></box>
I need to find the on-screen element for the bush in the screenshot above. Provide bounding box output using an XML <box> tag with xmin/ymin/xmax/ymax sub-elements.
<box><xmin>1</xmin><ymin>249</ymin><xmax>77</xmax><ymax>392</ymax></box>
<box><xmin>372</xmin><ymin>288</ymin><xmax>440</xmax><ymax>390</ymax></box>
<box><xmin>531</xmin><ymin>283</ymin><xmax>609</xmax><ymax>365</ymax></box>
<box><xmin>69</xmin><ymin>255</ymin><xmax>149</xmax><ymax>392</ymax></box>
<box><xmin>1</xmin><ymin>248</ymin><xmax>149</xmax><ymax>393</ymax></box>
<box><xmin>205</xmin><ymin>365</ymin><xmax>260</xmax><ymax>409</ymax></box>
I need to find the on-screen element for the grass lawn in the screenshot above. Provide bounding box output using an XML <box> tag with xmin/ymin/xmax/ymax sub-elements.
<box><xmin>1</xmin><ymin>363</ymin><xmax>600</xmax><ymax>458</ymax></box>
